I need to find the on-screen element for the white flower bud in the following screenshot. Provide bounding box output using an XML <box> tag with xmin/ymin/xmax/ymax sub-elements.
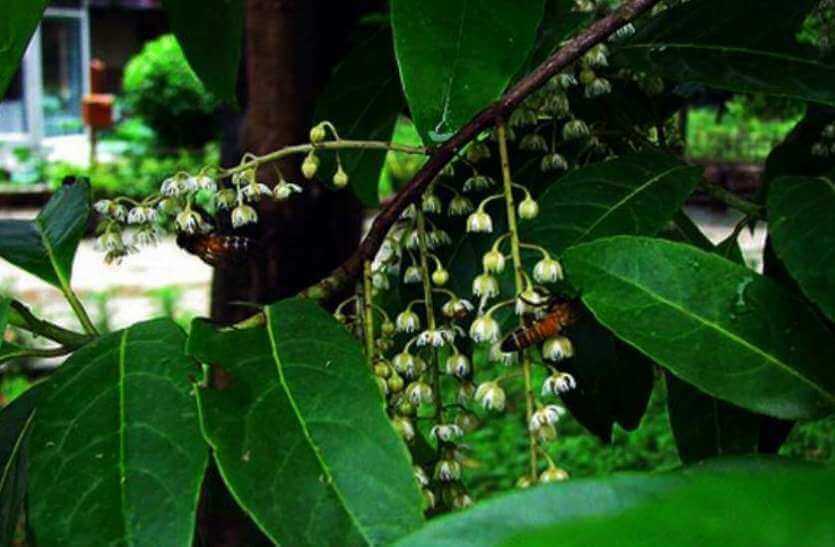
<box><xmin>395</xmin><ymin>310</ymin><xmax>421</xmax><ymax>333</ymax></box>
<box><xmin>215</xmin><ymin>188</ymin><xmax>237</xmax><ymax>209</ymax></box>
<box><xmin>448</xmin><ymin>195</ymin><xmax>474</xmax><ymax>216</ymax></box>
<box><xmin>422</xmin><ymin>193</ymin><xmax>442</xmax><ymax>214</ymax></box>
<box><xmin>231</xmin><ymin>204</ymin><xmax>258</xmax><ymax>228</ymax></box>
<box><xmin>472</xmin><ymin>273</ymin><xmax>499</xmax><ymax>298</ymax></box>
<box><xmin>434</xmin><ymin>459</ymin><xmax>461</xmax><ymax>482</ymax></box>
<box><xmin>533</xmin><ymin>257</ymin><xmax>564</xmax><ymax>283</ymax></box>
<box><xmin>469</xmin><ymin>315</ymin><xmax>500</xmax><ymax>343</ymax></box>
<box><xmin>176</xmin><ymin>209</ymin><xmax>203</xmax><ymax>233</ymax></box>
<box><xmin>302</xmin><ymin>152</ymin><xmax>319</xmax><ymax>179</ymax></box>
<box><xmin>392</xmin><ymin>416</ymin><xmax>415</xmax><ymax>442</ymax></box>
<box><xmin>309</xmin><ymin>122</ymin><xmax>327</xmax><ymax>143</ymax></box>
<box><xmin>430</xmin><ymin>424</ymin><xmax>464</xmax><ymax>443</ymax></box>
<box><xmin>563</xmin><ymin>119</ymin><xmax>590</xmax><ymax>141</ymax></box>
<box><xmin>482</xmin><ymin>249</ymin><xmax>506</xmax><ymax>273</ymax></box>
<box><xmin>403</xmin><ymin>265</ymin><xmax>422</xmax><ymax>284</ymax></box>
<box><xmin>94</xmin><ymin>199</ymin><xmax>112</xmax><ymax>215</ymax></box>
<box><xmin>540</xmin><ymin>466</ymin><xmax>569</xmax><ymax>483</ymax></box>
<box><xmin>274</xmin><ymin>181</ymin><xmax>302</xmax><ymax>201</ymax></box>
<box><xmin>406</xmin><ymin>381</ymin><xmax>433</xmax><ymax>406</ymax></box>
<box><xmin>466</xmin><ymin>210</ymin><xmax>493</xmax><ymax>233</ymax></box>
<box><xmin>518</xmin><ymin>197</ymin><xmax>539</xmax><ymax>220</ymax></box>
<box><xmin>414</xmin><ymin>466</ymin><xmax>430</xmax><ymax>487</ymax></box>
<box><xmin>432</xmin><ymin>267</ymin><xmax>449</xmax><ymax>286</ymax></box>
<box><xmin>542</xmin><ymin>336</ymin><xmax>574</xmax><ymax>362</ymax></box>
<box><xmin>445</xmin><ymin>353</ymin><xmax>472</xmax><ymax>378</ymax></box>
<box><xmin>333</xmin><ymin>167</ymin><xmax>349</xmax><ymax>189</ymax></box>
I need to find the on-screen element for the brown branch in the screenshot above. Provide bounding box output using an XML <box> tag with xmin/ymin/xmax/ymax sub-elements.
<box><xmin>300</xmin><ymin>0</ymin><xmax>662</xmax><ymax>302</ymax></box>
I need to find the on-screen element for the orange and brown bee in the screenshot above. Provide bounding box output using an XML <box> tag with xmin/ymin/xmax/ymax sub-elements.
<box><xmin>500</xmin><ymin>299</ymin><xmax>578</xmax><ymax>353</ymax></box>
<box><xmin>176</xmin><ymin>233</ymin><xmax>257</xmax><ymax>268</ymax></box>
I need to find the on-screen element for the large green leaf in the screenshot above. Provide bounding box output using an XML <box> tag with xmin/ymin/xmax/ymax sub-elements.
<box><xmin>520</xmin><ymin>153</ymin><xmax>700</xmax><ymax>255</ymax></box>
<box><xmin>0</xmin><ymin>384</ymin><xmax>41</xmax><ymax>546</ymax></box>
<box><xmin>665</xmin><ymin>372</ymin><xmax>759</xmax><ymax>464</ymax></box>
<box><xmin>315</xmin><ymin>30</ymin><xmax>405</xmax><ymax>207</ymax></box>
<box><xmin>161</xmin><ymin>0</ymin><xmax>243</xmax><ymax>103</ymax></box>
<box><xmin>189</xmin><ymin>298</ymin><xmax>424</xmax><ymax>546</ymax></box>
<box><xmin>391</xmin><ymin>0</ymin><xmax>545</xmax><ymax>143</ymax></box>
<box><xmin>614</xmin><ymin>0</ymin><xmax>833</xmax><ymax>106</ymax></box>
<box><xmin>500</xmin><ymin>459</ymin><xmax>834</xmax><ymax>547</ymax></box>
<box><xmin>763</xmin><ymin>107</ymin><xmax>835</xmax><ymax>183</ymax></box>
<box><xmin>0</xmin><ymin>181</ymin><xmax>90</xmax><ymax>289</ymax></box>
<box><xmin>396</xmin><ymin>457</ymin><xmax>833</xmax><ymax>547</ymax></box>
<box><xmin>28</xmin><ymin>319</ymin><xmax>207</xmax><ymax>546</ymax></box>
<box><xmin>515</xmin><ymin>0</ymin><xmax>592</xmax><ymax>79</ymax></box>
<box><xmin>768</xmin><ymin>175</ymin><xmax>835</xmax><ymax>322</ymax></box>
<box><xmin>562</xmin><ymin>236</ymin><xmax>835</xmax><ymax>420</ymax></box>
<box><xmin>0</xmin><ymin>1</ymin><xmax>48</xmax><ymax>96</ymax></box>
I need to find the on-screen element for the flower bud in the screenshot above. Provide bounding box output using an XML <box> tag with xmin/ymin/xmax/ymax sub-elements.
<box><xmin>388</xmin><ymin>373</ymin><xmax>404</xmax><ymax>393</ymax></box>
<box><xmin>403</xmin><ymin>265</ymin><xmax>422</xmax><ymax>284</ymax></box>
<box><xmin>542</xmin><ymin>336</ymin><xmax>574</xmax><ymax>362</ymax></box>
<box><xmin>533</xmin><ymin>257</ymin><xmax>564</xmax><ymax>283</ymax></box>
<box><xmin>422</xmin><ymin>193</ymin><xmax>442</xmax><ymax>214</ymax></box>
<box><xmin>516</xmin><ymin>475</ymin><xmax>533</xmax><ymax>489</ymax></box>
<box><xmin>406</xmin><ymin>381</ymin><xmax>433</xmax><ymax>406</ymax></box>
<box><xmin>519</xmin><ymin>133</ymin><xmax>548</xmax><ymax>152</ymax></box>
<box><xmin>94</xmin><ymin>199</ymin><xmax>112</xmax><ymax>215</ymax></box>
<box><xmin>445</xmin><ymin>353</ymin><xmax>472</xmax><ymax>379</ymax></box>
<box><xmin>397</xmin><ymin>399</ymin><xmax>416</xmax><ymax>416</ymax></box>
<box><xmin>381</xmin><ymin>320</ymin><xmax>395</xmax><ymax>336</ymax></box>
<box><xmin>455</xmin><ymin>411</ymin><xmax>480</xmax><ymax>433</ymax></box>
<box><xmin>309</xmin><ymin>122</ymin><xmax>327</xmax><ymax>143</ymax></box>
<box><xmin>434</xmin><ymin>459</ymin><xmax>461</xmax><ymax>482</ymax></box>
<box><xmin>333</xmin><ymin>167</ymin><xmax>349</xmax><ymax>189</ymax></box>
<box><xmin>482</xmin><ymin>249</ymin><xmax>506</xmax><ymax>273</ymax></box>
<box><xmin>214</xmin><ymin>189</ymin><xmax>237</xmax><ymax>209</ymax></box>
<box><xmin>472</xmin><ymin>273</ymin><xmax>500</xmax><ymax>299</ymax></box>
<box><xmin>562</xmin><ymin>119</ymin><xmax>590</xmax><ymax>140</ymax></box>
<box><xmin>374</xmin><ymin>361</ymin><xmax>391</xmax><ymax>379</ymax></box>
<box><xmin>392</xmin><ymin>416</ymin><xmax>415</xmax><ymax>442</ymax></box>
<box><xmin>466</xmin><ymin>210</ymin><xmax>493</xmax><ymax>233</ymax></box>
<box><xmin>448</xmin><ymin>195</ymin><xmax>474</xmax><ymax>216</ymax></box>
<box><xmin>518</xmin><ymin>197</ymin><xmax>539</xmax><ymax>220</ymax></box>
<box><xmin>395</xmin><ymin>310</ymin><xmax>421</xmax><ymax>333</ymax></box>
<box><xmin>302</xmin><ymin>152</ymin><xmax>319</xmax><ymax>179</ymax></box>
<box><xmin>466</xmin><ymin>141</ymin><xmax>491</xmax><ymax>162</ymax></box>
<box><xmin>432</xmin><ymin>267</ymin><xmax>449</xmax><ymax>286</ymax></box>
<box><xmin>540</xmin><ymin>466</ymin><xmax>569</xmax><ymax>483</ymax></box>
<box><xmin>274</xmin><ymin>182</ymin><xmax>302</xmax><ymax>201</ymax></box>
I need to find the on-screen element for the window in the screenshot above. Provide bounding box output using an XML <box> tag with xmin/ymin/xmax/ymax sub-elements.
<box><xmin>0</xmin><ymin>68</ymin><xmax>27</xmax><ymax>134</ymax></box>
<box><xmin>41</xmin><ymin>16</ymin><xmax>85</xmax><ymax>136</ymax></box>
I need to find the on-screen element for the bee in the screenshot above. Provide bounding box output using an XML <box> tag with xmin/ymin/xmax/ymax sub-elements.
<box><xmin>176</xmin><ymin>233</ymin><xmax>257</xmax><ymax>268</ymax></box>
<box><xmin>500</xmin><ymin>295</ymin><xmax>578</xmax><ymax>353</ymax></box>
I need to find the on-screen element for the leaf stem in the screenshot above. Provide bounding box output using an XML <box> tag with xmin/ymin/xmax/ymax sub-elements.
<box><xmin>0</xmin><ymin>345</ymin><xmax>74</xmax><ymax>367</ymax></box>
<box><xmin>416</xmin><ymin>209</ymin><xmax>443</xmax><ymax>426</ymax></box>
<box><xmin>362</xmin><ymin>260</ymin><xmax>376</xmax><ymax>362</ymax></box>
<box><xmin>497</xmin><ymin>121</ymin><xmax>538</xmax><ymax>481</ymax></box>
<box><xmin>62</xmin><ymin>286</ymin><xmax>99</xmax><ymax>336</ymax></box>
<box><xmin>8</xmin><ymin>300</ymin><xmax>92</xmax><ymax>349</ymax></box>
<box><xmin>699</xmin><ymin>179</ymin><xmax>763</xmax><ymax>218</ymax></box>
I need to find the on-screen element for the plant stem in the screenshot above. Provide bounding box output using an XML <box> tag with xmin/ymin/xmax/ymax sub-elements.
<box><xmin>497</xmin><ymin>121</ymin><xmax>538</xmax><ymax>480</ymax></box>
<box><xmin>416</xmin><ymin>209</ymin><xmax>443</xmax><ymax>425</ymax></box>
<box><xmin>62</xmin><ymin>286</ymin><xmax>99</xmax><ymax>336</ymax></box>
<box><xmin>362</xmin><ymin>260</ymin><xmax>376</xmax><ymax>362</ymax></box>
<box><xmin>699</xmin><ymin>179</ymin><xmax>763</xmax><ymax>218</ymax></box>
<box><xmin>0</xmin><ymin>345</ymin><xmax>74</xmax><ymax>367</ymax></box>
<box><xmin>8</xmin><ymin>300</ymin><xmax>92</xmax><ymax>349</ymax></box>
<box><xmin>222</xmin><ymin>140</ymin><xmax>428</xmax><ymax>178</ymax></box>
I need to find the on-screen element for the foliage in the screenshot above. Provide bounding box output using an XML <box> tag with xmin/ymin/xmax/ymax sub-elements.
<box><xmin>122</xmin><ymin>35</ymin><xmax>219</xmax><ymax>148</ymax></box>
<box><xmin>1</xmin><ymin>0</ymin><xmax>834</xmax><ymax>545</ymax></box>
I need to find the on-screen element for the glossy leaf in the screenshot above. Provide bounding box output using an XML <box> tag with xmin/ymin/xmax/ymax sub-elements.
<box><xmin>499</xmin><ymin>459</ymin><xmax>834</xmax><ymax>547</ymax></box>
<box><xmin>161</xmin><ymin>0</ymin><xmax>243</xmax><ymax>103</ymax></box>
<box><xmin>563</xmin><ymin>236</ymin><xmax>835</xmax><ymax>420</ymax></box>
<box><xmin>768</xmin><ymin>175</ymin><xmax>835</xmax><ymax>321</ymax></box>
<box><xmin>0</xmin><ymin>1</ymin><xmax>48</xmax><ymax>95</ymax></box>
<box><xmin>0</xmin><ymin>385</ymin><xmax>41</xmax><ymax>546</ymax></box>
<box><xmin>189</xmin><ymin>298</ymin><xmax>423</xmax><ymax>546</ymax></box>
<box><xmin>315</xmin><ymin>30</ymin><xmax>405</xmax><ymax>207</ymax></box>
<box><xmin>667</xmin><ymin>211</ymin><xmax>745</xmax><ymax>265</ymax></box>
<box><xmin>516</xmin><ymin>0</ymin><xmax>592</xmax><ymax>78</ymax></box>
<box><xmin>665</xmin><ymin>372</ymin><xmax>759</xmax><ymax>464</ymax></box>
<box><xmin>396</xmin><ymin>457</ymin><xmax>833</xmax><ymax>547</ymax></box>
<box><xmin>28</xmin><ymin>319</ymin><xmax>207</xmax><ymax>547</ymax></box>
<box><xmin>391</xmin><ymin>0</ymin><xmax>545</xmax><ymax>143</ymax></box>
<box><xmin>614</xmin><ymin>0</ymin><xmax>833</xmax><ymax>106</ymax></box>
<box><xmin>0</xmin><ymin>298</ymin><xmax>9</xmax><ymax>350</ymax></box>
<box><xmin>763</xmin><ymin>107</ymin><xmax>835</xmax><ymax>183</ymax></box>
<box><xmin>521</xmin><ymin>153</ymin><xmax>700</xmax><ymax>255</ymax></box>
<box><xmin>0</xmin><ymin>181</ymin><xmax>90</xmax><ymax>289</ymax></box>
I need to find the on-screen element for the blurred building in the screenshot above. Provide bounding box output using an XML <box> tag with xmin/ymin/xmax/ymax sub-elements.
<box><xmin>0</xmin><ymin>0</ymin><xmax>165</xmax><ymax>155</ymax></box>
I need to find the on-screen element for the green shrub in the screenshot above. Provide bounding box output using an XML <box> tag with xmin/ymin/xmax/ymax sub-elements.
<box><xmin>122</xmin><ymin>35</ymin><xmax>219</xmax><ymax>148</ymax></box>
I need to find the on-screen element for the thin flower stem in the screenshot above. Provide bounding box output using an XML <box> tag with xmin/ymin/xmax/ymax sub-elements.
<box><xmin>497</xmin><ymin>121</ymin><xmax>538</xmax><ymax>481</ymax></box>
<box><xmin>222</xmin><ymin>140</ymin><xmax>428</xmax><ymax>179</ymax></box>
<box><xmin>416</xmin><ymin>209</ymin><xmax>443</xmax><ymax>426</ymax></box>
<box><xmin>519</xmin><ymin>242</ymin><xmax>551</xmax><ymax>258</ymax></box>
<box><xmin>362</xmin><ymin>260</ymin><xmax>376</xmax><ymax>362</ymax></box>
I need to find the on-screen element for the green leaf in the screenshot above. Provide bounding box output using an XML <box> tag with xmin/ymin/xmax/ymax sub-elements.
<box><xmin>315</xmin><ymin>30</ymin><xmax>405</xmax><ymax>207</ymax></box>
<box><xmin>161</xmin><ymin>0</ymin><xmax>243</xmax><ymax>103</ymax></box>
<box><xmin>396</xmin><ymin>457</ymin><xmax>833</xmax><ymax>547</ymax></box>
<box><xmin>28</xmin><ymin>319</ymin><xmax>207</xmax><ymax>546</ymax></box>
<box><xmin>0</xmin><ymin>384</ymin><xmax>41</xmax><ymax>546</ymax></box>
<box><xmin>516</xmin><ymin>0</ymin><xmax>592</xmax><ymax>78</ymax></box>
<box><xmin>0</xmin><ymin>298</ymin><xmax>9</xmax><ymax>351</ymax></box>
<box><xmin>520</xmin><ymin>153</ymin><xmax>700</xmax><ymax>255</ymax></box>
<box><xmin>0</xmin><ymin>1</ymin><xmax>48</xmax><ymax>96</ymax></box>
<box><xmin>768</xmin><ymin>175</ymin><xmax>835</xmax><ymax>322</ymax></box>
<box><xmin>614</xmin><ymin>0</ymin><xmax>833</xmax><ymax>106</ymax></box>
<box><xmin>0</xmin><ymin>181</ymin><xmax>90</xmax><ymax>289</ymax></box>
<box><xmin>189</xmin><ymin>298</ymin><xmax>424</xmax><ymax>546</ymax></box>
<box><xmin>665</xmin><ymin>372</ymin><xmax>760</xmax><ymax>464</ymax></box>
<box><xmin>763</xmin><ymin>107</ymin><xmax>835</xmax><ymax>183</ymax></box>
<box><xmin>499</xmin><ymin>458</ymin><xmax>834</xmax><ymax>547</ymax></box>
<box><xmin>562</xmin><ymin>236</ymin><xmax>835</xmax><ymax>420</ymax></box>
<box><xmin>391</xmin><ymin>0</ymin><xmax>545</xmax><ymax>143</ymax></box>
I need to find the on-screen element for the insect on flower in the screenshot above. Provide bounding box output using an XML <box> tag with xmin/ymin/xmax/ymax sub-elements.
<box><xmin>501</xmin><ymin>293</ymin><xmax>579</xmax><ymax>353</ymax></box>
<box><xmin>176</xmin><ymin>232</ymin><xmax>258</xmax><ymax>269</ymax></box>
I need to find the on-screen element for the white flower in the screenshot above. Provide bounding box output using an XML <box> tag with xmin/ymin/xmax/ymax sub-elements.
<box><xmin>516</xmin><ymin>288</ymin><xmax>548</xmax><ymax>316</ymax></box>
<box><xmin>475</xmin><ymin>381</ymin><xmax>506</xmax><ymax>411</ymax></box>
<box><xmin>482</xmin><ymin>249</ymin><xmax>505</xmax><ymax>273</ymax></box>
<box><xmin>518</xmin><ymin>197</ymin><xmax>539</xmax><ymax>220</ymax></box>
<box><xmin>542</xmin><ymin>371</ymin><xmax>577</xmax><ymax>395</ymax></box>
<box><xmin>404</xmin><ymin>230</ymin><xmax>420</xmax><ymax>250</ymax></box>
<box><xmin>533</xmin><ymin>257</ymin><xmax>564</xmax><ymax>283</ymax></box>
<box><xmin>417</xmin><ymin>328</ymin><xmax>453</xmax><ymax>348</ymax></box>
<box><xmin>563</xmin><ymin>119</ymin><xmax>590</xmax><ymax>140</ymax></box>
<box><xmin>463</xmin><ymin>174</ymin><xmax>495</xmax><ymax>192</ymax></box>
<box><xmin>131</xmin><ymin>227</ymin><xmax>160</xmax><ymax>247</ymax></box>
<box><xmin>414</xmin><ymin>466</ymin><xmax>430</xmax><ymax>487</ymax></box>
<box><xmin>451</xmin><ymin>492</ymin><xmax>473</xmax><ymax>510</ymax></box>
<box><xmin>393</xmin><ymin>352</ymin><xmax>425</xmax><ymax>380</ymax></box>
<box><xmin>544</xmin><ymin>92</ymin><xmax>570</xmax><ymax>117</ymax></box>
<box><xmin>542</xmin><ymin>336</ymin><xmax>574</xmax><ymax>362</ymax></box>
<box><xmin>372</xmin><ymin>271</ymin><xmax>390</xmax><ymax>290</ymax></box>
<box><xmin>406</xmin><ymin>381</ymin><xmax>433</xmax><ymax>405</ymax></box>
<box><xmin>613</xmin><ymin>23</ymin><xmax>635</xmax><ymax>40</ymax></box>
<box><xmin>519</xmin><ymin>133</ymin><xmax>548</xmax><ymax>152</ymax></box>
<box><xmin>540</xmin><ymin>466</ymin><xmax>570</xmax><ymax>483</ymax></box>
<box><xmin>555</xmin><ymin>71</ymin><xmax>577</xmax><ymax>88</ymax></box>
<box><xmin>176</xmin><ymin>210</ymin><xmax>203</xmax><ymax>233</ymax></box>
<box><xmin>584</xmin><ymin>44</ymin><xmax>609</xmax><ymax>67</ymax></box>
<box><xmin>215</xmin><ymin>188</ymin><xmax>237</xmax><ymax>209</ymax></box>
<box><xmin>403</xmin><ymin>265</ymin><xmax>422</xmax><ymax>284</ymax></box>
<box><xmin>434</xmin><ymin>459</ymin><xmax>461</xmax><ymax>482</ymax></box>
<box><xmin>127</xmin><ymin>206</ymin><xmax>156</xmax><ymax>225</ymax></box>
<box><xmin>94</xmin><ymin>199</ymin><xmax>112</xmax><ymax>215</ymax></box>
<box><xmin>585</xmin><ymin>77</ymin><xmax>612</xmax><ymax>98</ymax></box>
<box><xmin>231</xmin><ymin>204</ymin><xmax>258</xmax><ymax>228</ymax></box>
<box><xmin>160</xmin><ymin>176</ymin><xmax>186</xmax><ymax>196</ymax></box>
<box><xmin>422</xmin><ymin>193</ymin><xmax>442</xmax><ymax>214</ymax></box>
<box><xmin>110</xmin><ymin>204</ymin><xmax>128</xmax><ymax>222</ymax></box>
<box><xmin>489</xmin><ymin>342</ymin><xmax>518</xmax><ymax>366</ymax></box>
<box><xmin>529</xmin><ymin>404</ymin><xmax>566</xmax><ymax>432</ymax></box>
<box><xmin>242</xmin><ymin>182</ymin><xmax>273</xmax><ymax>201</ymax></box>
<box><xmin>469</xmin><ymin>315</ymin><xmax>500</xmax><ymax>343</ymax></box>
<box><xmin>448</xmin><ymin>195</ymin><xmax>474</xmax><ymax>216</ymax></box>
<box><xmin>430</xmin><ymin>424</ymin><xmax>464</xmax><ymax>443</ymax></box>
<box><xmin>274</xmin><ymin>182</ymin><xmax>302</xmax><ymax>200</ymax></box>
<box><xmin>509</xmin><ymin>107</ymin><xmax>538</xmax><ymax>128</ymax></box>
<box><xmin>195</xmin><ymin>175</ymin><xmax>217</xmax><ymax>192</ymax></box>
<box><xmin>393</xmin><ymin>416</ymin><xmax>415</xmax><ymax>442</ymax></box>
<box><xmin>466</xmin><ymin>141</ymin><xmax>491</xmax><ymax>162</ymax></box>
<box><xmin>466</xmin><ymin>210</ymin><xmax>493</xmax><ymax>233</ymax></box>
<box><xmin>442</xmin><ymin>297</ymin><xmax>474</xmax><ymax>319</ymax></box>
<box><xmin>445</xmin><ymin>353</ymin><xmax>472</xmax><ymax>378</ymax></box>
<box><xmin>811</xmin><ymin>142</ymin><xmax>830</xmax><ymax>157</ymax></box>
<box><xmin>401</xmin><ymin>204</ymin><xmax>417</xmax><ymax>219</ymax></box>
<box><xmin>395</xmin><ymin>310</ymin><xmax>421</xmax><ymax>333</ymax></box>
<box><xmin>97</xmin><ymin>231</ymin><xmax>124</xmax><ymax>252</ymax></box>
<box><xmin>428</xmin><ymin>229</ymin><xmax>452</xmax><ymax>248</ymax></box>
<box><xmin>472</xmin><ymin>273</ymin><xmax>499</xmax><ymax>298</ymax></box>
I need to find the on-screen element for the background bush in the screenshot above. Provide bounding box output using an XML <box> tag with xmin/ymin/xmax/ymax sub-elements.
<box><xmin>122</xmin><ymin>35</ymin><xmax>219</xmax><ymax>148</ymax></box>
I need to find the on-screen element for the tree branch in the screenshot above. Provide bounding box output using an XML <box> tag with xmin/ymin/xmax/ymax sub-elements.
<box><xmin>7</xmin><ymin>300</ymin><xmax>93</xmax><ymax>350</ymax></box>
<box><xmin>300</xmin><ymin>0</ymin><xmax>663</xmax><ymax>303</ymax></box>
